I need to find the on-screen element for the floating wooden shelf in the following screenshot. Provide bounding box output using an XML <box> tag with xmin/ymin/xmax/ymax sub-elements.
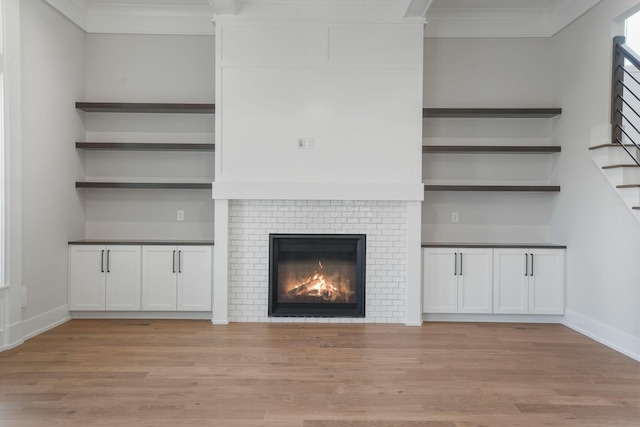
<box><xmin>424</xmin><ymin>185</ymin><xmax>561</xmax><ymax>192</ymax></box>
<box><xmin>76</xmin><ymin>142</ymin><xmax>214</xmax><ymax>151</ymax></box>
<box><xmin>422</xmin><ymin>108</ymin><xmax>562</xmax><ymax>118</ymax></box>
<box><xmin>589</xmin><ymin>143</ymin><xmax>639</xmax><ymax>150</ymax></box>
<box><xmin>617</xmin><ymin>184</ymin><xmax>640</xmax><ymax>189</ymax></box>
<box><xmin>76</xmin><ymin>182</ymin><xmax>212</xmax><ymax>190</ymax></box>
<box><xmin>602</xmin><ymin>164</ymin><xmax>640</xmax><ymax>169</ymax></box>
<box><xmin>422</xmin><ymin>145</ymin><xmax>561</xmax><ymax>154</ymax></box>
<box><xmin>75</xmin><ymin>102</ymin><xmax>215</xmax><ymax>114</ymax></box>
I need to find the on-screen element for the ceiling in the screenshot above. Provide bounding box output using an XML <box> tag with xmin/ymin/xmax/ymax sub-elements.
<box><xmin>47</xmin><ymin>0</ymin><xmax>603</xmax><ymax>37</ymax></box>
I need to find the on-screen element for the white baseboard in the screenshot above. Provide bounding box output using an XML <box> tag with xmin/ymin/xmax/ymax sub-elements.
<box><xmin>563</xmin><ymin>309</ymin><xmax>640</xmax><ymax>362</ymax></box>
<box><xmin>212</xmin><ymin>320</ymin><xmax>229</xmax><ymax>325</ymax></box>
<box><xmin>21</xmin><ymin>304</ymin><xmax>70</xmax><ymax>341</ymax></box>
<box><xmin>423</xmin><ymin>313</ymin><xmax>564</xmax><ymax>323</ymax></box>
<box><xmin>3</xmin><ymin>321</ymin><xmax>24</xmax><ymax>351</ymax></box>
<box><xmin>404</xmin><ymin>320</ymin><xmax>423</xmax><ymax>326</ymax></box>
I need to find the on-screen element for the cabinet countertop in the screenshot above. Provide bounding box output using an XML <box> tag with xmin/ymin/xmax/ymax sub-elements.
<box><xmin>422</xmin><ymin>242</ymin><xmax>567</xmax><ymax>249</ymax></box>
<box><xmin>69</xmin><ymin>240</ymin><xmax>214</xmax><ymax>246</ymax></box>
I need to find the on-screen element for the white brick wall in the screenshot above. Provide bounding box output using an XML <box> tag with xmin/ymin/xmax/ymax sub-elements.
<box><xmin>228</xmin><ymin>200</ymin><xmax>408</xmax><ymax>323</ymax></box>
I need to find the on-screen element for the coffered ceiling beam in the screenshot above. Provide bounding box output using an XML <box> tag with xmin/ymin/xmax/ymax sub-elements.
<box><xmin>404</xmin><ymin>0</ymin><xmax>434</xmax><ymax>18</ymax></box>
<box><xmin>209</xmin><ymin>0</ymin><xmax>237</xmax><ymax>16</ymax></box>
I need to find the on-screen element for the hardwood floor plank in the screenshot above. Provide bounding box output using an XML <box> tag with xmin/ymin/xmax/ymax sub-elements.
<box><xmin>0</xmin><ymin>320</ymin><xmax>637</xmax><ymax>426</ymax></box>
<box><xmin>304</xmin><ymin>422</ymin><xmax>455</xmax><ymax>427</ymax></box>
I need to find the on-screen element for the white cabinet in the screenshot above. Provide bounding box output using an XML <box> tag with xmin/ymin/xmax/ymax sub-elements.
<box><xmin>141</xmin><ymin>246</ymin><xmax>177</xmax><ymax>310</ymax></box>
<box><xmin>493</xmin><ymin>248</ymin><xmax>564</xmax><ymax>315</ymax></box>
<box><xmin>423</xmin><ymin>248</ymin><xmax>493</xmax><ymax>314</ymax></box>
<box><xmin>70</xmin><ymin>243</ymin><xmax>212</xmax><ymax>313</ymax></box>
<box><xmin>69</xmin><ymin>245</ymin><xmax>141</xmax><ymax>311</ymax></box>
<box><xmin>177</xmin><ymin>246</ymin><xmax>213</xmax><ymax>311</ymax></box>
<box><xmin>141</xmin><ymin>246</ymin><xmax>212</xmax><ymax>311</ymax></box>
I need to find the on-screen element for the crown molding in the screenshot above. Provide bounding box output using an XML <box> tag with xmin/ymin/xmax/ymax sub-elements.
<box><xmin>85</xmin><ymin>4</ymin><xmax>215</xmax><ymax>35</ymax></box>
<box><xmin>46</xmin><ymin>0</ymin><xmax>215</xmax><ymax>35</ymax></box>
<box><xmin>211</xmin><ymin>0</ymin><xmax>427</xmax><ymax>23</ymax></box>
<box><xmin>550</xmin><ymin>0</ymin><xmax>602</xmax><ymax>36</ymax></box>
<box><xmin>45</xmin><ymin>0</ymin><xmax>601</xmax><ymax>37</ymax></box>
<box><xmin>424</xmin><ymin>0</ymin><xmax>603</xmax><ymax>38</ymax></box>
<box><xmin>44</xmin><ymin>0</ymin><xmax>88</xmax><ymax>31</ymax></box>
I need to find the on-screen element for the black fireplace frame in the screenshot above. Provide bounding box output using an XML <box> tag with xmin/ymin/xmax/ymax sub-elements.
<box><xmin>268</xmin><ymin>233</ymin><xmax>366</xmax><ymax>317</ymax></box>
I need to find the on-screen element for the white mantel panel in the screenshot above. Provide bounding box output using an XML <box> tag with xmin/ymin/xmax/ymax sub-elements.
<box><xmin>215</xmin><ymin>23</ymin><xmax>423</xmax><ymax>194</ymax></box>
<box><xmin>219</xmin><ymin>66</ymin><xmax>421</xmax><ymax>185</ymax></box>
<box><xmin>212</xmin><ymin>182</ymin><xmax>425</xmax><ymax>201</ymax></box>
<box><xmin>220</xmin><ymin>25</ymin><xmax>327</xmax><ymax>64</ymax></box>
<box><xmin>328</xmin><ymin>26</ymin><xmax>422</xmax><ymax>65</ymax></box>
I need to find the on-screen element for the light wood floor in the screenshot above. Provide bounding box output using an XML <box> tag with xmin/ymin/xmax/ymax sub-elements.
<box><xmin>0</xmin><ymin>320</ymin><xmax>638</xmax><ymax>426</ymax></box>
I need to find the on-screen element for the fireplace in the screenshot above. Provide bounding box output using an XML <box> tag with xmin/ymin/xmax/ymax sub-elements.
<box><xmin>268</xmin><ymin>234</ymin><xmax>366</xmax><ymax>317</ymax></box>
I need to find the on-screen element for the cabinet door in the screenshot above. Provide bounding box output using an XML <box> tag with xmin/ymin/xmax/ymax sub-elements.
<box><xmin>142</xmin><ymin>246</ymin><xmax>177</xmax><ymax>310</ymax></box>
<box><xmin>177</xmin><ymin>246</ymin><xmax>212</xmax><ymax>311</ymax></box>
<box><xmin>493</xmin><ymin>249</ymin><xmax>529</xmax><ymax>314</ymax></box>
<box><xmin>528</xmin><ymin>249</ymin><xmax>565</xmax><ymax>315</ymax></box>
<box><xmin>105</xmin><ymin>246</ymin><xmax>141</xmax><ymax>311</ymax></box>
<box><xmin>457</xmin><ymin>249</ymin><xmax>493</xmax><ymax>314</ymax></box>
<box><xmin>69</xmin><ymin>245</ymin><xmax>106</xmax><ymax>311</ymax></box>
<box><xmin>423</xmin><ymin>248</ymin><xmax>458</xmax><ymax>313</ymax></box>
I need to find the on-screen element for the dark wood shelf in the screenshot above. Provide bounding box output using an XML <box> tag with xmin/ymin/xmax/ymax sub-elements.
<box><xmin>617</xmin><ymin>184</ymin><xmax>640</xmax><ymax>189</ymax></box>
<box><xmin>76</xmin><ymin>142</ymin><xmax>214</xmax><ymax>151</ymax></box>
<box><xmin>602</xmin><ymin>164</ymin><xmax>639</xmax><ymax>169</ymax></box>
<box><xmin>422</xmin><ymin>108</ymin><xmax>562</xmax><ymax>118</ymax></box>
<box><xmin>422</xmin><ymin>242</ymin><xmax>567</xmax><ymax>249</ymax></box>
<box><xmin>424</xmin><ymin>185</ymin><xmax>561</xmax><ymax>192</ymax></box>
<box><xmin>69</xmin><ymin>240</ymin><xmax>214</xmax><ymax>246</ymax></box>
<box><xmin>422</xmin><ymin>145</ymin><xmax>561</xmax><ymax>154</ymax></box>
<box><xmin>76</xmin><ymin>182</ymin><xmax>212</xmax><ymax>190</ymax></box>
<box><xmin>75</xmin><ymin>102</ymin><xmax>215</xmax><ymax>114</ymax></box>
<box><xmin>589</xmin><ymin>143</ymin><xmax>639</xmax><ymax>150</ymax></box>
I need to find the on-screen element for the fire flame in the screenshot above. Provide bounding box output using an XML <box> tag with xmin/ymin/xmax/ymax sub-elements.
<box><xmin>285</xmin><ymin>260</ymin><xmax>350</xmax><ymax>302</ymax></box>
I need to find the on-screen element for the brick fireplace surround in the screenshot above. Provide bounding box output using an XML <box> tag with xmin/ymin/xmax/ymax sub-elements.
<box><xmin>227</xmin><ymin>200</ymin><xmax>408</xmax><ymax>323</ymax></box>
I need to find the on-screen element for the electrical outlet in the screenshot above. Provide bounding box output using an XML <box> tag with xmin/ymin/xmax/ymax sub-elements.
<box><xmin>305</xmin><ymin>137</ymin><xmax>315</xmax><ymax>149</ymax></box>
<box><xmin>20</xmin><ymin>287</ymin><xmax>27</xmax><ymax>308</ymax></box>
<box><xmin>297</xmin><ymin>137</ymin><xmax>305</xmax><ymax>149</ymax></box>
<box><xmin>451</xmin><ymin>212</ymin><xmax>459</xmax><ymax>223</ymax></box>
<box><xmin>177</xmin><ymin>210</ymin><xmax>184</xmax><ymax>221</ymax></box>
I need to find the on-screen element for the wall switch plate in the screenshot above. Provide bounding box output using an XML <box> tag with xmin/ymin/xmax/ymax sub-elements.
<box><xmin>451</xmin><ymin>212</ymin><xmax>459</xmax><ymax>223</ymax></box>
<box><xmin>177</xmin><ymin>210</ymin><xmax>184</xmax><ymax>221</ymax></box>
<box><xmin>305</xmin><ymin>137</ymin><xmax>315</xmax><ymax>149</ymax></box>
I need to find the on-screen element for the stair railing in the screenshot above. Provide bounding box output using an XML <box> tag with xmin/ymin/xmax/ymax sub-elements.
<box><xmin>612</xmin><ymin>36</ymin><xmax>640</xmax><ymax>167</ymax></box>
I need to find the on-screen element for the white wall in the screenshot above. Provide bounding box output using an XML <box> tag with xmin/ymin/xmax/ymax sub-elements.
<box><xmin>83</xmin><ymin>34</ymin><xmax>215</xmax><ymax>240</ymax></box>
<box><xmin>423</xmin><ymin>38</ymin><xmax>553</xmax><ymax>108</ymax></box>
<box><xmin>551</xmin><ymin>0</ymin><xmax>640</xmax><ymax>358</ymax></box>
<box><xmin>422</xmin><ymin>38</ymin><xmax>557</xmax><ymax>243</ymax></box>
<box><xmin>85</xmin><ymin>34</ymin><xmax>214</xmax><ymax>103</ymax></box>
<box><xmin>19</xmin><ymin>0</ymin><xmax>85</xmax><ymax>335</ymax></box>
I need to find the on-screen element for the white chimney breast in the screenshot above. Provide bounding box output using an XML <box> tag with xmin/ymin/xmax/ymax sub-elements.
<box><xmin>212</xmin><ymin>6</ymin><xmax>425</xmax><ymax>325</ymax></box>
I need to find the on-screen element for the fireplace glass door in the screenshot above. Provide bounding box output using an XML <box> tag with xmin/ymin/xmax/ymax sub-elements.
<box><xmin>268</xmin><ymin>234</ymin><xmax>365</xmax><ymax>317</ymax></box>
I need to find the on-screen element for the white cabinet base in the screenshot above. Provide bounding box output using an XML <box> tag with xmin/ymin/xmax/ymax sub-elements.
<box><xmin>70</xmin><ymin>243</ymin><xmax>213</xmax><ymax>316</ymax></box>
<box><xmin>70</xmin><ymin>311</ymin><xmax>212</xmax><ymax>320</ymax></box>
